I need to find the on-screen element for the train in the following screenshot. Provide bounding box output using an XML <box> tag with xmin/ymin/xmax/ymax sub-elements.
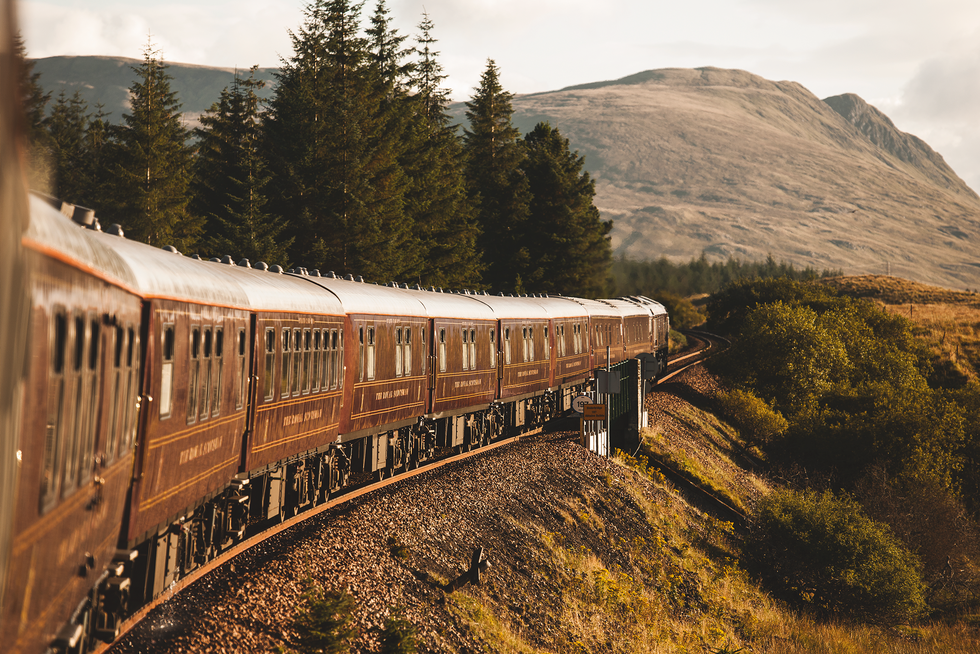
<box><xmin>0</xmin><ymin>194</ymin><xmax>668</xmax><ymax>653</ymax></box>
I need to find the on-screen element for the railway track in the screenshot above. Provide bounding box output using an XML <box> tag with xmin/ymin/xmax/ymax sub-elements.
<box><xmin>100</xmin><ymin>333</ymin><xmax>724</xmax><ymax>652</ymax></box>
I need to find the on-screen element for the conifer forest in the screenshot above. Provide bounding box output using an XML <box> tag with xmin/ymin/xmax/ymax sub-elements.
<box><xmin>17</xmin><ymin>0</ymin><xmax>615</xmax><ymax>297</ymax></box>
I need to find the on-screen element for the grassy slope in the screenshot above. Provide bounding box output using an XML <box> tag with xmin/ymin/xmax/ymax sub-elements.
<box><xmin>819</xmin><ymin>274</ymin><xmax>980</xmax><ymax>383</ymax></box>
<box><xmin>451</xmin><ymin>367</ymin><xmax>980</xmax><ymax>653</ymax></box>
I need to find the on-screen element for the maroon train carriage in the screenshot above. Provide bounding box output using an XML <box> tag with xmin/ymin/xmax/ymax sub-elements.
<box><xmin>100</xmin><ymin>236</ymin><xmax>256</xmax><ymax>605</ymax></box>
<box><xmin>298</xmin><ymin>275</ymin><xmax>430</xmax><ymax>481</ymax></box>
<box><xmin>230</xmin><ymin>266</ymin><xmax>347</xmax><ymax>527</ymax></box>
<box><xmin>627</xmin><ymin>295</ymin><xmax>670</xmax><ymax>376</ymax></box>
<box><xmin>3</xmin><ymin>197</ymin><xmax>144</xmax><ymax>654</ymax></box>
<box><xmin>401</xmin><ymin>287</ymin><xmax>500</xmax><ymax>454</ymax></box>
<box><xmin>567</xmin><ymin>296</ymin><xmax>629</xmax><ymax>369</ymax></box>
<box><xmin>598</xmin><ymin>298</ymin><xmax>656</xmax><ymax>360</ymax></box>
<box><xmin>527</xmin><ymin>296</ymin><xmax>593</xmax><ymax>409</ymax></box>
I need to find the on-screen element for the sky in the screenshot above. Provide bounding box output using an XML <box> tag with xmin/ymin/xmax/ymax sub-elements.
<box><xmin>17</xmin><ymin>0</ymin><xmax>980</xmax><ymax>192</ymax></box>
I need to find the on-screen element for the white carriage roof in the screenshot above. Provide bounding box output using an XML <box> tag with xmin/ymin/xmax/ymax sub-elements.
<box><xmin>299</xmin><ymin>276</ymin><xmax>428</xmax><ymax>318</ymax></box>
<box><xmin>24</xmin><ymin>196</ymin><xmax>138</xmax><ymax>290</ymax></box>
<box><xmin>600</xmin><ymin>297</ymin><xmax>654</xmax><ymax>319</ymax></box>
<box><xmin>468</xmin><ymin>294</ymin><xmax>553</xmax><ymax>320</ymax></box>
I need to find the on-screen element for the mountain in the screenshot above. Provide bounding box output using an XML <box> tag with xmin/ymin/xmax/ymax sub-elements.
<box><xmin>31</xmin><ymin>58</ymin><xmax>980</xmax><ymax>290</ymax></box>
<box><xmin>493</xmin><ymin>67</ymin><xmax>980</xmax><ymax>290</ymax></box>
<box><xmin>31</xmin><ymin>56</ymin><xmax>278</xmax><ymax>126</ymax></box>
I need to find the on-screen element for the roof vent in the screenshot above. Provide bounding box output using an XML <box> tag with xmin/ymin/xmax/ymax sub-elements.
<box><xmin>162</xmin><ymin>245</ymin><xmax>182</xmax><ymax>255</ymax></box>
<box><xmin>106</xmin><ymin>224</ymin><xmax>125</xmax><ymax>237</ymax></box>
<box><xmin>356</xmin><ymin>275</ymin><xmax>364</xmax><ymax>283</ymax></box>
<box><xmin>270</xmin><ymin>264</ymin><xmax>284</xmax><ymax>274</ymax></box>
<box><xmin>344</xmin><ymin>274</ymin><xmax>355</xmax><ymax>281</ymax></box>
<box><xmin>311</xmin><ymin>269</ymin><xmax>321</xmax><ymax>277</ymax></box>
<box><xmin>221</xmin><ymin>255</ymin><xmax>234</xmax><ymax>265</ymax></box>
<box><xmin>254</xmin><ymin>261</ymin><xmax>269</xmax><ymax>271</ymax></box>
<box><xmin>190</xmin><ymin>254</ymin><xmax>202</xmax><ymax>260</ymax></box>
<box><xmin>71</xmin><ymin>205</ymin><xmax>97</xmax><ymax>228</ymax></box>
<box><xmin>86</xmin><ymin>218</ymin><xmax>102</xmax><ymax>232</ymax></box>
<box><xmin>238</xmin><ymin>258</ymin><xmax>252</xmax><ymax>268</ymax></box>
<box><xmin>325</xmin><ymin>271</ymin><xmax>336</xmax><ymax>278</ymax></box>
<box><xmin>412</xmin><ymin>284</ymin><xmax>422</xmax><ymax>290</ymax></box>
<box><xmin>209</xmin><ymin>257</ymin><xmax>221</xmax><ymax>263</ymax></box>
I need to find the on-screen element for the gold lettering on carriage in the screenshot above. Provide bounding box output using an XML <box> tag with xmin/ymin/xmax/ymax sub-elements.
<box><xmin>565</xmin><ymin>360</ymin><xmax>582</xmax><ymax>369</ymax></box>
<box><xmin>283</xmin><ymin>409</ymin><xmax>322</xmax><ymax>427</ymax></box>
<box><xmin>517</xmin><ymin>369</ymin><xmax>540</xmax><ymax>378</ymax></box>
<box><xmin>376</xmin><ymin>388</ymin><xmax>410</xmax><ymax>401</ymax></box>
<box><xmin>454</xmin><ymin>379</ymin><xmax>481</xmax><ymax>389</ymax></box>
<box><xmin>179</xmin><ymin>435</ymin><xmax>223</xmax><ymax>465</ymax></box>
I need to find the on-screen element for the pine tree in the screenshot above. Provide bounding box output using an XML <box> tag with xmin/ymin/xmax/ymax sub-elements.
<box><xmin>265</xmin><ymin>0</ymin><xmax>414</xmax><ymax>281</ymax></box>
<box><xmin>46</xmin><ymin>91</ymin><xmax>90</xmax><ymax>204</ymax></box>
<box><xmin>463</xmin><ymin>59</ymin><xmax>531</xmax><ymax>293</ymax></box>
<box><xmin>14</xmin><ymin>33</ymin><xmax>53</xmax><ymax>192</ymax></box>
<box><xmin>194</xmin><ymin>67</ymin><xmax>291</xmax><ymax>266</ymax></box>
<box><xmin>521</xmin><ymin>122</ymin><xmax>613</xmax><ymax>297</ymax></box>
<box><xmin>403</xmin><ymin>12</ymin><xmax>481</xmax><ymax>289</ymax></box>
<box><xmin>108</xmin><ymin>42</ymin><xmax>199</xmax><ymax>250</ymax></box>
<box><xmin>85</xmin><ymin>103</ymin><xmax>114</xmax><ymax>210</ymax></box>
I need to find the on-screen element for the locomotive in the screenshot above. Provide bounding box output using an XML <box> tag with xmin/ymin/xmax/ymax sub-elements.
<box><xmin>0</xmin><ymin>194</ymin><xmax>668</xmax><ymax>654</ymax></box>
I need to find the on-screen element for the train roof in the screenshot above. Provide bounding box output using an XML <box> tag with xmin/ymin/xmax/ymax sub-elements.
<box><xmin>468</xmin><ymin>294</ymin><xmax>554</xmax><ymax>320</ymax></box>
<box><xmin>598</xmin><ymin>297</ymin><xmax>653</xmax><ymax>319</ymax></box>
<box><xmin>392</xmin><ymin>288</ymin><xmax>497</xmax><ymax>321</ymax></box>
<box><xmin>527</xmin><ymin>295</ymin><xmax>592</xmax><ymax>319</ymax></box>
<box><xmin>298</xmin><ymin>276</ymin><xmax>428</xmax><ymax>318</ymax></box>
<box><xmin>24</xmin><ymin>196</ymin><xmax>138</xmax><ymax>291</ymax></box>
<box><xmin>627</xmin><ymin>295</ymin><xmax>668</xmax><ymax>317</ymax></box>
<box><xmin>566</xmin><ymin>297</ymin><xmax>627</xmax><ymax>319</ymax></box>
<box><xmin>99</xmin><ymin>235</ymin><xmax>253</xmax><ymax>309</ymax></box>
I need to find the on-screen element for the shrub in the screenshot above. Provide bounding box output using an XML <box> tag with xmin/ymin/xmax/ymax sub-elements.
<box><xmin>380</xmin><ymin>613</ymin><xmax>417</xmax><ymax>654</ymax></box>
<box><xmin>291</xmin><ymin>584</ymin><xmax>358</xmax><ymax>654</ymax></box>
<box><xmin>746</xmin><ymin>489</ymin><xmax>927</xmax><ymax>623</ymax></box>
<box><xmin>717</xmin><ymin>388</ymin><xmax>788</xmax><ymax>450</ymax></box>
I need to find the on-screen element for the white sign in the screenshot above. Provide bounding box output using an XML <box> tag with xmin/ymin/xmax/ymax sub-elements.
<box><xmin>571</xmin><ymin>394</ymin><xmax>592</xmax><ymax>414</ymax></box>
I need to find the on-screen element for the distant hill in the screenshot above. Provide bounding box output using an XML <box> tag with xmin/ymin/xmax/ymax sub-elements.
<box><xmin>31</xmin><ymin>58</ymin><xmax>980</xmax><ymax>290</ymax></box>
<box><xmin>487</xmin><ymin>67</ymin><xmax>980</xmax><ymax>290</ymax></box>
<box><xmin>31</xmin><ymin>56</ymin><xmax>278</xmax><ymax>127</ymax></box>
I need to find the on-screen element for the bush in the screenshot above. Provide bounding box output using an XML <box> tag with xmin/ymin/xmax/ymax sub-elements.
<box><xmin>746</xmin><ymin>489</ymin><xmax>927</xmax><ymax>623</ymax></box>
<box><xmin>717</xmin><ymin>388</ymin><xmax>787</xmax><ymax>450</ymax></box>
<box><xmin>291</xmin><ymin>584</ymin><xmax>358</xmax><ymax>654</ymax></box>
<box><xmin>380</xmin><ymin>613</ymin><xmax>418</xmax><ymax>653</ymax></box>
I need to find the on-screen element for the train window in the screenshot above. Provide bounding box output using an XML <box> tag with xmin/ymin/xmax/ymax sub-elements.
<box><xmin>439</xmin><ymin>328</ymin><xmax>447</xmax><ymax>372</ymax></box>
<box><xmin>188</xmin><ymin>326</ymin><xmax>201</xmax><ymax>424</ymax></box>
<box><xmin>264</xmin><ymin>328</ymin><xmax>275</xmax><ymax>401</ymax></box>
<box><xmin>311</xmin><ymin>330</ymin><xmax>321</xmax><ymax>393</ymax></box>
<box><xmin>405</xmin><ymin>328</ymin><xmax>412</xmax><ymax>376</ymax></box>
<box><xmin>236</xmin><ymin>328</ymin><xmax>246</xmax><ymax>410</ymax></box>
<box><xmin>366</xmin><ymin>327</ymin><xmax>375</xmax><ymax>381</ymax></box>
<box><xmin>489</xmin><ymin>328</ymin><xmax>496</xmax><ymax>369</ymax></box>
<box><xmin>321</xmin><ymin>329</ymin><xmax>337</xmax><ymax>390</ymax></box>
<box><xmin>160</xmin><ymin>324</ymin><xmax>175</xmax><ymax>419</ymax></box>
<box><xmin>212</xmin><ymin>328</ymin><xmax>223</xmax><ymax>417</ymax></box>
<box><xmin>558</xmin><ymin>325</ymin><xmax>565</xmax><ymax>357</ymax></box>
<box><xmin>504</xmin><ymin>328</ymin><xmax>511</xmax><ymax>365</ymax></box>
<box><xmin>332</xmin><ymin>329</ymin><xmax>342</xmax><ymax>390</ymax></box>
<box><xmin>544</xmin><ymin>326</ymin><xmax>550</xmax><ymax>359</ymax></box>
<box><xmin>469</xmin><ymin>329</ymin><xmax>476</xmax><ymax>371</ymax></box>
<box><xmin>522</xmin><ymin>327</ymin><xmax>528</xmax><ymax>362</ymax></box>
<box><xmin>302</xmin><ymin>329</ymin><xmax>312</xmax><ymax>395</ymax></box>
<box><xmin>358</xmin><ymin>327</ymin><xmax>364</xmax><ymax>382</ymax></box>
<box><xmin>62</xmin><ymin>315</ymin><xmax>85</xmax><ymax>497</ymax></box>
<box><xmin>79</xmin><ymin>316</ymin><xmax>100</xmax><ymax>486</ymax></box>
<box><xmin>200</xmin><ymin>328</ymin><xmax>212</xmax><ymax>422</ymax></box>
<box><xmin>396</xmin><ymin>328</ymin><xmax>404</xmax><ymax>377</ymax></box>
<box><xmin>106</xmin><ymin>326</ymin><xmax>123</xmax><ymax>464</ymax></box>
<box><xmin>461</xmin><ymin>329</ymin><xmax>468</xmax><ymax>371</ymax></box>
<box><xmin>281</xmin><ymin>328</ymin><xmax>291</xmax><ymax>398</ymax></box>
<box><xmin>292</xmin><ymin>328</ymin><xmax>303</xmax><ymax>396</ymax></box>
<box><xmin>41</xmin><ymin>310</ymin><xmax>68</xmax><ymax>512</ymax></box>
<box><xmin>122</xmin><ymin>325</ymin><xmax>138</xmax><ymax>454</ymax></box>
<box><xmin>528</xmin><ymin>327</ymin><xmax>535</xmax><ymax>362</ymax></box>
